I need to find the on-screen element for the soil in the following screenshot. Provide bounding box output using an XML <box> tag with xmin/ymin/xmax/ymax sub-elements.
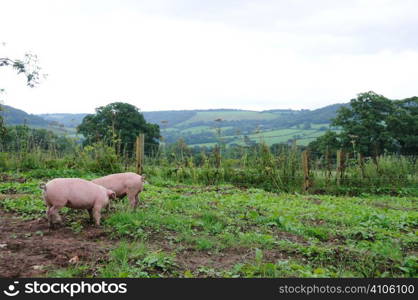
<box><xmin>0</xmin><ymin>207</ymin><xmax>299</xmax><ymax>278</ymax></box>
<box><xmin>371</xmin><ymin>202</ymin><xmax>417</xmax><ymax>212</ymax></box>
<box><xmin>0</xmin><ymin>210</ymin><xmax>111</xmax><ymax>277</ymax></box>
<box><xmin>0</xmin><ymin>174</ymin><xmax>26</xmax><ymax>183</ymax></box>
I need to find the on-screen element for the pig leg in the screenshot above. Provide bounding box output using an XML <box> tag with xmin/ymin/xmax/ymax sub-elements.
<box><xmin>47</xmin><ymin>205</ymin><xmax>62</xmax><ymax>228</ymax></box>
<box><xmin>92</xmin><ymin>205</ymin><xmax>102</xmax><ymax>226</ymax></box>
<box><xmin>127</xmin><ymin>192</ymin><xmax>138</xmax><ymax>209</ymax></box>
<box><xmin>46</xmin><ymin>204</ymin><xmax>51</xmax><ymax>223</ymax></box>
<box><xmin>106</xmin><ymin>201</ymin><xmax>112</xmax><ymax>213</ymax></box>
<box><xmin>88</xmin><ymin>208</ymin><xmax>94</xmax><ymax>223</ymax></box>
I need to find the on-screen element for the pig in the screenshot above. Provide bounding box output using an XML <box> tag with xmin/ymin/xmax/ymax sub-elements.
<box><xmin>41</xmin><ymin>178</ymin><xmax>116</xmax><ymax>227</ymax></box>
<box><xmin>92</xmin><ymin>172</ymin><xmax>145</xmax><ymax>209</ymax></box>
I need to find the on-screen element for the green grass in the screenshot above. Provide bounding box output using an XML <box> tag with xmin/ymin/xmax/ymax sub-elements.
<box><xmin>187</xmin><ymin>128</ymin><xmax>326</xmax><ymax>147</ymax></box>
<box><xmin>180</xmin><ymin>125</ymin><xmax>211</xmax><ymax>133</ymax></box>
<box><xmin>177</xmin><ymin>111</ymin><xmax>278</xmax><ymax>126</ymax></box>
<box><xmin>1</xmin><ymin>172</ymin><xmax>417</xmax><ymax>278</ymax></box>
<box><xmin>105</xmin><ymin>183</ymin><xmax>418</xmax><ymax>277</ymax></box>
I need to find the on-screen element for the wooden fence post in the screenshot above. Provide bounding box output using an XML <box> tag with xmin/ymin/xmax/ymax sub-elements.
<box><xmin>302</xmin><ymin>150</ymin><xmax>311</xmax><ymax>192</ymax></box>
<box><xmin>325</xmin><ymin>148</ymin><xmax>332</xmax><ymax>181</ymax></box>
<box><xmin>136</xmin><ymin>134</ymin><xmax>145</xmax><ymax>174</ymax></box>
<box><xmin>336</xmin><ymin>149</ymin><xmax>345</xmax><ymax>184</ymax></box>
<box><xmin>214</xmin><ymin>144</ymin><xmax>221</xmax><ymax>169</ymax></box>
<box><xmin>358</xmin><ymin>153</ymin><xmax>365</xmax><ymax>179</ymax></box>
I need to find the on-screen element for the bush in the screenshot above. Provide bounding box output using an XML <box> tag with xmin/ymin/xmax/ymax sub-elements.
<box><xmin>77</xmin><ymin>142</ymin><xmax>123</xmax><ymax>174</ymax></box>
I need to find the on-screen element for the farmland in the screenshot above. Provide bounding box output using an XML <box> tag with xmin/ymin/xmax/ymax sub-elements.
<box><xmin>2</xmin><ymin>0</ymin><xmax>418</xmax><ymax>284</ymax></box>
<box><xmin>1</xmin><ymin>104</ymin><xmax>343</xmax><ymax>147</ymax></box>
<box><xmin>0</xmin><ymin>94</ymin><xmax>417</xmax><ymax>279</ymax></box>
<box><xmin>0</xmin><ymin>170</ymin><xmax>416</xmax><ymax>278</ymax></box>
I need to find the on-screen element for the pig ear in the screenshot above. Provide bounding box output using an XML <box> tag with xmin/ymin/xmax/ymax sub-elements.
<box><xmin>141</xmin><ymin>174</ymin><xmax>146</xmax><ymax>182</ymax></box>
<box><xmin>107</xmin><ymin>190</ymin><xmax>116</xmax><ymax>199</ymax></box>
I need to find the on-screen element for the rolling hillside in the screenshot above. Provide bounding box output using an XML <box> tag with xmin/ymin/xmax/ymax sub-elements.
<box><xmin>143</xmin><ymin>105</ymin><xmax>346</xmax><ymax>146</ymax></box>
<box><xmin>39</xmin><ymin>113</ymin><xmax>88</xmax><ymax>128</ymax></box>
<box><xmin>0</xmin><ymin>105</ymin><xmax>50</xmax><ymax>127</ymax></box>
<box><xmin>1</xmin><ymin>103</ymin><xmax>348</xmax><ymax>147</ymax></box>
<box><xmin>0</xmin><ymin>105</ymin><xmax>78</xmax><ymax>136</ymax></box>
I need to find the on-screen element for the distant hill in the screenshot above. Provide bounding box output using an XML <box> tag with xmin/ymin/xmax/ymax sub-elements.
<box><xmin>39</xmin><ymin>113</ymin><xmax>88</xmax><ymax>128</ymax></box>
<box><xmin>0</xmin><ymin>105</ymin><xmax>50</xmax><ymax>127</ymax></box>
<box><xmin>141</xmin><ymin>104</ymin><xmax>348</xmax><ymax>146</ymax></box>
<box><xmin>1</xmin><ymin>102</ymin><xmax>349</xmax><ymax>146</ymax></box>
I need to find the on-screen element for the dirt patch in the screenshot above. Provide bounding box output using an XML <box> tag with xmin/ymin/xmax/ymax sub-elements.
<box><xmin>301</xmin><ymin>218</ymin><xmax>326</xmax><ymax>226</ymax></box>
<box><xmin>147</xmin><ymin>231</ymin><xmax>301</xmax><ymax>275</ymax></box>
<box><xmin>176</xmin><ymin>248</ymin><xmax>253</xmax><ymax>273</ymax></box>
<box><xmin>0</xmin><ymin>194</ymin><xmax>28</xmax><ymax>201</ymax></box>
<box><xmin>146</xmin><ymin>233</ymin><xmax>253</xmax><ymax>272</ymax></box>
<box><xmin>172</xmin><ymin>185</ymin><xmax>247</xmax><ymax>196</ymax></box>
<box><xmin>0</xmin><ymin>174</ymin><xmax>26</xmax><ymax>183</ymax></box>
<box><xmin>263</xmin><ymin>249</ymin><xmax>292</xmax><ymax>262</ymax></box>
<box><xmin>0</xmin><ymin>188</ymin><xmax>20</xmax><ymax>195</ymax></box>
<box><xmin>304</xmin><ymin>197</ymin><xmax>322</xmax><ymax>205</ymax></box>
<box><xmin>371</xmin><ymin>202</ymin><xmax>416</xmax><ymax>212</ymax></box>
<box><xmin>311</xmin><ymin>189</ymin><xmax>327</xmax><ymax>195</ymax></box>
<box><xmin>274</xmin><ymin>230</ymin><xmax>310</xmax><ymax>246</ymax></box>
<box><xmin>0</xmin><ymin>210</ymin><xmax>112</xmax><ymax>278</ymax></box>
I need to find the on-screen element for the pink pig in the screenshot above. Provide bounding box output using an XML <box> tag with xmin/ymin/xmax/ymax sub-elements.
<box><xmin>41</xmin><ymin>178</ymin><xmax>116</xmax><ymax>227</ymax></box>
<box><xmin>92</xmin><ymin>172</ymin><xmax>145</xmax><ymax>209</ymax></box>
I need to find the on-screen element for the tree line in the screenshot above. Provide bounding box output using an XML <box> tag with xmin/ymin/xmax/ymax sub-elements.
<box><xmin>308</xmin><ymin>91</ymin><xmax>418</xmax><ymax>156</ymax></box>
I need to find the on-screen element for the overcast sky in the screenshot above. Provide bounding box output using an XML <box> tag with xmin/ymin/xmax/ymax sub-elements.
<box><xmin>1</xmin><ymin>0</ymin><xmax>418</xmax><ymax>114</ymax></box>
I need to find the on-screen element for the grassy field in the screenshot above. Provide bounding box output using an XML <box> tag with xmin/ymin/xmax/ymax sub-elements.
<box><xmin>0</xmin><ymin>170</ymin><xmax>416</xmax><ymax>278</ymax></box>
<box><xmin>177</xmin><ymin>111</ymin><xmax>278</xmax><ymax>126</ymax></box>
<box><xmin>162</xmin><ymin>125</ymin><xmax>330</xmax><ymax>147</ymax></box>
<box><xmin>214</xmin><ymin>128</ymin><xmax>326</xmax><ymax>146</ymax></box>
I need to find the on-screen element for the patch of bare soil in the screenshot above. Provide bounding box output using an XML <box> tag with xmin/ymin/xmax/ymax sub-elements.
<box><xmin>148</xmin><ymin>232</ymin><xmax>298</xmax><ymax>275</ymax></box>
<box><xmin>371</xmin><ymin>202</ymin><xmax>416</xmax><ymax>212</ymax></box>
<box><xmin>274</xmin><ymin>230</ymin><xmax>310</xmax><ymax>245</ymax></box>
<box><xmin>180</xmin><ymin>186</ymin><xmax>248</xmax><ymax>196</ymax></box>
<box><xmin>304</xmin><ymin>196</ymin><xmax>322</xmax><ymax>205</ymax></box>
<box><xmin>0</xmin><ymin>194</ymin><xmax>28</xmax><ymax>201</ymax></box>
<box><xmin>0</xmin><ymin>210</ymin><xmax>111</xmax><ymax>278</ymax></box>
<box><xmin>0</xmin><ymin>174</ymin><xmax>26</xmax><ymax>183</ymax></box>
<box><xmin>176</xmin><ymin>248</ymin><xmax>254</xmax><ymax>272</ymax></box>
<box><xmin>0</xmin><ymin>209</ymin><xmax>305</xmax><ymax>278</ymax></box>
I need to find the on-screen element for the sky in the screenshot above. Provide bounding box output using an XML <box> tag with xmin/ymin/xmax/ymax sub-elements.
<box><xmin>1</xmin><ymin>0</ymin><xmax>418</xmax><ymax>114</ymax></box>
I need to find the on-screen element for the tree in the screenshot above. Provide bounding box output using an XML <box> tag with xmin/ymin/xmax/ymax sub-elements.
<box><xmin>308</xmin><ymin>131</ymin><xmax>341</xmax><ymax>154</ymax></box>
<box><xmin>387</xmin><ymin>97</ymin><xmax>418</xmax><ymax>155</ymax></box>
<box><xmin>332</xmin><ymin>91</ymin><xmax>396</xmax><ymax>157</ymax></box>
<box><xmin>1</xmin><ymin>50</ymin><xmax>44</xmax><ymax>135</ymax></box>
<box><xmin>77</xmin><ymin>102</ymin><xmax>160</xmax><ymax>156</ymax></box>
<box><xmin>0</xmin><ymin>53</ymin><xmax>42</xmax><ymax>88</ymax></box>
<box><xmin>302</xmin><ymin>121</ymin><xmax>311</xmax><ymax>129</ymax></box>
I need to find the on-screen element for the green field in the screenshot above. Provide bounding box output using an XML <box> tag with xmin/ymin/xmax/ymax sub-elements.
<box><xmin>31</xmin><ymin>125</ymin><xmax>78</xmax><ymax>137</ymax></box>
<box><xmin>5</xmin><ymin>104</ymin><xmax>344</xmax><ymax>148</ymax></box>
<box><xmin>189</xmin><ymin>128</ymin><xmax>326</xmax><ymax>147</ymax></box>
<box><xmin>0</xmin><ymin>171</ymin><xmax>416</xmax><ymax>278</ymax></box>
<box><xmin>177</xmin><ymin>111</ymin><xmax>278</xmax><ymax>126</ymax></box>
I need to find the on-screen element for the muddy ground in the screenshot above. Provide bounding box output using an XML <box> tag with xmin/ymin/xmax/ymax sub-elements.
<box><xmin>0</xmin><ymin>209</ymin><xmax>266</xmax><ymax>278</ymax></box>
<box><xmin>0</xmin><ymin>210</ymin><xmax>111</xmax><ymax>277</ymax></box>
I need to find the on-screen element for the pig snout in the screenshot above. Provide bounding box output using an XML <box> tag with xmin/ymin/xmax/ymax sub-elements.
<box><xmin>107</xmin><ymin>189</ymin><xmax>116</xmax><ymax>200</ymax></box>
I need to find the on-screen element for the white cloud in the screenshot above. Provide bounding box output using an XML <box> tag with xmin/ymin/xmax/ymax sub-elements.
<box><xmin>0</xmin><ymin>0</ymin><xmax>417</xmax><ymax>114</ymax></box>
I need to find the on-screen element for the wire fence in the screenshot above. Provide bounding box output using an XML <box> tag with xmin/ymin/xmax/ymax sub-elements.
<box><xmin>1</xmin><ymin>132</ymin><xmax>416</xmax><ymax>195</ymax></box>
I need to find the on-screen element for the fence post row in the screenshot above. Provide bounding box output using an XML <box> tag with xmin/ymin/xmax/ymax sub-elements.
<box><xmin>136</xmin><ymin>133</ymin><xmax>145</xmax><ymax>175</ymax></box>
